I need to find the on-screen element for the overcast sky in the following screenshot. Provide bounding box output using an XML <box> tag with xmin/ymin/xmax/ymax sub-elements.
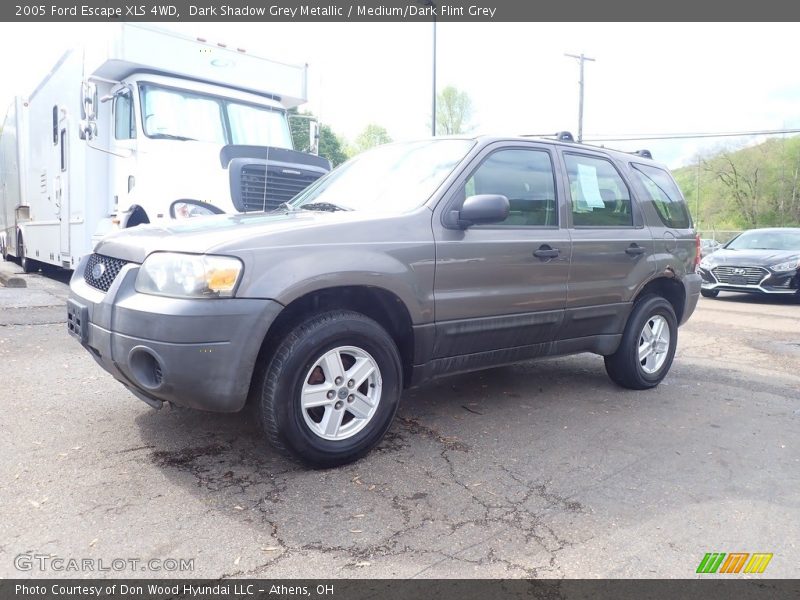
<box><xmin>1</xmin><ymin>22</ymin><xmax>799</xmax><ymax>167</ymax></box>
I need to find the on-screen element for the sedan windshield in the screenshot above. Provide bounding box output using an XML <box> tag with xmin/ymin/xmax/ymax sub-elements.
<box><xmin>726</xmin><ymin>229</ymin><xmax>800</xmax><ymax>251</ymax></box>
<box><xmin>139</xmin><ymin>84</ymin><xmax>293</xmax><ymax>148</ymax></box>
<box><xmin>291</xmin><ymin>140</ymin><xmax>475</xmax><ymax>213</ymax></box>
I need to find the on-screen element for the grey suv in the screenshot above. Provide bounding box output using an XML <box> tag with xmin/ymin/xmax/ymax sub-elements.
<box><xmin>68</xmin><ymin>136</ymin><xmax>701</xmax><ymax>466</ymax></box>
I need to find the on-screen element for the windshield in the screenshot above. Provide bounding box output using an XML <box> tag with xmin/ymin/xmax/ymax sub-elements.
<box><xmin>291</xmin><ymin>140</ymin><xmax>475</xmax><ymax>213</ymax></box>
<box><xmin>139</xmin><ymin>83</ymin><xmax>293</xmax><ymax>148</ymax></box>
<box><xmin>726</xmin><ymin>229</ymin><xmax>800</xmax><ymax>251</ymax></box>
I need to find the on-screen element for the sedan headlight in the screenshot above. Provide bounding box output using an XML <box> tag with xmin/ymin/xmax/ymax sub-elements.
<box><xmin>135</xmin><ymin>252</ymin><xmax>243</xmax><ymax>298</ymax></box>
<box><xmin>770</xmin><ymin>258</ymin><xmax>800</xmax><ymax>272</ymax></box>
<box><xmin>699</xmin><ymin>256</ymin><xmax>715</xmax><ymax>270</ymax></box>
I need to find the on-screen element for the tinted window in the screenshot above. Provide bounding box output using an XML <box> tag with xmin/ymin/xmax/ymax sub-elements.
<box><xmin>465</xmin><ymin>149</ymin><xmax>557</xmax><ymax>227</ymax></box>
<box><xmin>114</xmin><ymin>94</ymin><xmax>136</xmax><ymax>140</ymax></box>
<box><xmin>564</xmin><ymin>154</ymin><xmax>632</xmax><ymax>227</ymax></box>
<box><xmin>631</xmin><ymin>163</ymin><xmax>691</xmax><ymax>229</ymax></box>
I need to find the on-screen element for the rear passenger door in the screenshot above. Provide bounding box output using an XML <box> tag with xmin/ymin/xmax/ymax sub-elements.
<box><xmin>558</xmin><ymin>150</ymin><xmax>655</xmax><ymax>340</ymax></box>
<box><xmin>432</xmin><ymin>143</ymin><xmax>571</xmax><ymax>357</ymax></box>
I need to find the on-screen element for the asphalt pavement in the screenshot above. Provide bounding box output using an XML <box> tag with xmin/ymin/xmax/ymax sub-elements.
<box><xmin>1</xmin><ymin>260</ymin><xmax>798</xmax><ymax>578</ymax></box>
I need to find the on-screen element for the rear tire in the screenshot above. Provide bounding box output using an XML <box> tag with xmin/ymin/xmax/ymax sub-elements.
<box><xmin>605</xmin><ymin>295</ymin><xmax>678</xmax><ymax>390</ymax></box>
<box><xmin>700</xmin><ymin>289</ymin><xmax>719</xmax><ymax>298</ymax></box>
<box><xmin>17</xmin><ymin>233</ymin><xmax>36</xmax><ymax>274</ymax></box>
<box><xmin>258</xmin><ymin>310</ymin><xmax>402</xmax><ymax>468</ymax></box>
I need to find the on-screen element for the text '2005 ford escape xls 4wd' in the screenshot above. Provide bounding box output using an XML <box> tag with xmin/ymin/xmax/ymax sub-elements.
<box><xmin>68</xmin><ymin>134</ymin><xmax>701</xmax><ymax>467</ymax></box>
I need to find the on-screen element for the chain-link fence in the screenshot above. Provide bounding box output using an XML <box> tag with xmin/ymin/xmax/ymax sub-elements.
<box><xmin>696</xmin><ymin>230</ymin><xmax>743</xmax><ymax>244</ymax></box>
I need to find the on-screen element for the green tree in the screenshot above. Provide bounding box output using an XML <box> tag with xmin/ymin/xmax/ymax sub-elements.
<box><xmin>435</xmin><ymin>85</ymin><xmax>473</xmax><ymax>135</ymax></box>
<box><xmin>351</xmin><ymin>123</ymin><xmax>392</xmax><ymax>155</ymax></box>
<box><xmin>673</xmin><ymin>136</ymin><xmax>800</xmax><ymax>230</ymax></box>
<box><xmin>288</xmin><ymin>108</ymin><xmax>348</xmax><ymax>167</ymax></box>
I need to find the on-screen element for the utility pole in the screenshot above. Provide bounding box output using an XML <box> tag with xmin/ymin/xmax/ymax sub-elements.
<box><xmin>564</xmin><ymin>53</ymin><xmax>595</xmax><ymax>142</ymax></box>
<box><xmin>417</xmin><ymin>0</ymin><xmax>437</xmax><ymax>136</ymax></box>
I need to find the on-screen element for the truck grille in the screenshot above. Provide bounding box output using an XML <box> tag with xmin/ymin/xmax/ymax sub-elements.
<box><xmin>84</xmin><ymin>254</ymin><xmax>129</xmax><ymax>292</ymax></box>
<box><xmin>711</xmin><ymin>265</ymin><xmax>767</xmax><ymax>286</ymax></box>
<box><xmin>239</xmin><ymin>164</ymin><xmax>322</xmax><ymax>212</ymax></box>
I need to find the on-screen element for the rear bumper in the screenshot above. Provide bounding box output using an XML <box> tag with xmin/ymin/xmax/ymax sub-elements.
<box><xmin>68</xmin><ymin>256</ymin><xmax>283</xmax><ymax>412</ymax></box>
<box><xmin>681</xmin><ymin>273</ymin><xmax>702</xmax><ymax>325</ymax></box>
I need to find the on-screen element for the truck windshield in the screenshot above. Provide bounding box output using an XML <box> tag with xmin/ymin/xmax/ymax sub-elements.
<box><xmin>291</xmin><ymin>140</ymin><xmax>475</xmax><ymax>213</ymax></box>
<box><xmin>139</xmin><ymin>83</ymin><xmax>293</xmax><ymax>148</ymax></box>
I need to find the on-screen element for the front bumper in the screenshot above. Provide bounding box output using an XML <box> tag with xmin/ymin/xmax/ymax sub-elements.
<box><xmin>68</xmin><ymin>255</ymin><xmax>283</xmax><ymax>412</ymax></box>
<box><xmin>698</xmin><ymin>266</ymin><xmax>799</xmax><ymax>295</ymax></box>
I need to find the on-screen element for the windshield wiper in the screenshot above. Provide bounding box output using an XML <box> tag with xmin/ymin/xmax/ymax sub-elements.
<box><xmin>299</xmin><ymin>202</ymin><xmax>351</xmax><ymax>212</ymax></box>
<box><xmin>272</xmin><ymin>202</ymin><xmax>299</xmax><ymax>213</ymax></box>
<box><xmin>148</xmin><ymin>132</ymin><xmax>197</xmax><ymax>141</ymax></box>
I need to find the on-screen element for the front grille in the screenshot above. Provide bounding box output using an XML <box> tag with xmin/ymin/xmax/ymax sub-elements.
<box><xmin>239</xmin><ymin>164</ymin><xmax>322</xmax><ymax>212</ymax></box>
<box><xmin>84</xmin><ymin>254</ymin><xmax>129</xmax><ymax>292</ymax></box>
<box><xmin>711</xmin><ymin>265</ymin><xmax>768</xmax><ymax>286</ymax></box>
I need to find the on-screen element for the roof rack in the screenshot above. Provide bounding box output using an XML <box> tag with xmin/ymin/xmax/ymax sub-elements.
<box><xmin>520</xmin><ymin>131</ymin><xmax>576</xmax><ymax>142</ymax></box>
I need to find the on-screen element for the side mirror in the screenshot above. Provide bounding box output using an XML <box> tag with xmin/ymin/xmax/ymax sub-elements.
<box><xmin>80</xmin><ymin>81</ymin><xmax>98</xmax><ymax>140</ymax></box>
<box><xmin>456</xmin><ymin>194</ymin><xmax>509</xmax><ymax>228</ymax></box>
<box><xmin>309</xmin><ymin>120</ymin><xmax>320</xmax><ymax>155</ymax></box>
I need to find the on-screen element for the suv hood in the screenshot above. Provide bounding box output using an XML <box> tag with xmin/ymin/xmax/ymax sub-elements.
<box><xmin>705</xmin><ymin>248</ymin><xmax>799</xmax><ymax>268</ymax></box>
<box><xmin>93</xmin><ymin>210</ymin><xmax>381</xmax><ymax>264</ymax></box>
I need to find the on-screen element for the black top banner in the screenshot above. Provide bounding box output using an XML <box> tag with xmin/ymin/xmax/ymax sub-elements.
<box><xmin>5</xmin><ymin>0</ymin><xmax>800</xmax><ymax>22</ymax></box>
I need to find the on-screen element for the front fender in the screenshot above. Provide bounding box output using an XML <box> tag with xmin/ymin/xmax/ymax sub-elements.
<box><xmin>236</xmin><ymin>244</ymin><xmax>435</xmax><ymax>325</ymax></box>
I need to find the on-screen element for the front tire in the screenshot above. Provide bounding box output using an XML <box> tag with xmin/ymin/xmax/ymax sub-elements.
<box><xmin>605</xmin><ymin>295</ymin><xmax>678</xmax><ymax>390</ymax></box>
<box><xmin>258</xmin><ymin>310</ymin><xmax>402</xmax><ymax>468</ymax></box>
<box><xmin>700</xmin><ymin>288</ymin><xmax>719</xmax><ymax>298</ymax></box>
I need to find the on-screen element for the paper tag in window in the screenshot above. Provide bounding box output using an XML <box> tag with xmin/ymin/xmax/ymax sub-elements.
<box><xmin>577</xmin><ymin>164</ymin><xmax>606</xmax><ymax>209</ymax></box>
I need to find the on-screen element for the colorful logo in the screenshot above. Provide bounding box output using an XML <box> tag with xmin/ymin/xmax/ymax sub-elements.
<box><xmin>696</xmin><ymin>552</ymin><xmax>773</xmax><ymax>574</ymax></box>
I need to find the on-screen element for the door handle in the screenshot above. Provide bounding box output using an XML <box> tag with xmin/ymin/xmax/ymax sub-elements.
<box><xmin>533</xmin><ymin>245</ymin><xmax>560</xmax><ymax>259</ymax></box>
<box><xmin>625</xmin><ymin>244</ymin><xmax>646</xmax><ymax>256</ymax></box>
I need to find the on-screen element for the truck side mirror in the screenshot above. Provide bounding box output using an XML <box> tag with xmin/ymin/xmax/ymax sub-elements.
<box><xmin>309</xmin><ymin>120</ymin><xmax>320</xmax><ymax>155</ymax></box>
<box><xmin>80</xmin><ymin>81</ymin><xmax>98</xmax><ymax>140</ymax></box>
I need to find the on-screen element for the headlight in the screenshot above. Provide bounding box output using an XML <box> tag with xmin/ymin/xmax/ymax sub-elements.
<box><xmin>699</xmin><ymin>256</ymin><xmax>715</xmax><ymax>270</ymax></box>
<box><xmin>135</xmin><ymin>252</ymin><xmax>243</xmax><ymax>298</ymax></box>
<box><xmin>770</xmin><ymin>258</ymin><xmax>800</xmax><ymax>272</ymax></box>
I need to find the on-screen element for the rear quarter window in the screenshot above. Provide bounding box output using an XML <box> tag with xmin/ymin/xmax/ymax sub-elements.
<box><xmin>631</xmin><ymin>163</ymin><xmax>692</xmax><ymax>229</ymax></box>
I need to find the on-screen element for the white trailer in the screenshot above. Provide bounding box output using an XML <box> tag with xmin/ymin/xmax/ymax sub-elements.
<box><xmin>0</xmin><ymin>24</ymin><xmax>329</xmax><ymax>271</ymax></box>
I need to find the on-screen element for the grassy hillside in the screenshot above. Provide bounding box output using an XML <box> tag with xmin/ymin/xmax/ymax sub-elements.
<box><xmin>673</xmin><ymin>136</ymin><xmax>800</xmax><ymax>230</ymax></box>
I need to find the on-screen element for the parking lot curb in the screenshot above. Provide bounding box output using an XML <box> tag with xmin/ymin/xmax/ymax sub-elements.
<box><xmin>0</xmin><ymin>261</ymin><xmax>26</xmax><ymax>288</ymax></box>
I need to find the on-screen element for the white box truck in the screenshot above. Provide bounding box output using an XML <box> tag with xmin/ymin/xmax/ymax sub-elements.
<box><xmin>0</xmin><ymin>24</ymin><xmax>330</xmax><ymax>271</ymax></box>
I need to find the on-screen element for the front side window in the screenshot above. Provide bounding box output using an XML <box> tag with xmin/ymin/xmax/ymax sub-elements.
<box><xmin>139</xmin><ymin>84</ymin><xmax>292</xmax><ymax>148</ymax></box>
<box><xmin>631</xmin><ymin>163</ymin><xmax>691</xmax><ymax>229</ymax></box>
<box><xmin>463</xmin><ymin>148</ymin><xmax>557</xmax><ymax>227</ymax></box>
<box><xmin>564</xmin><ymin>153</ymin><xmax>633</xmax><ymax>227</ymax></box>
<box><xmin>114</xmin><ymin>93</ymin><xmax>136</xmax><ymax>140</ymax></box>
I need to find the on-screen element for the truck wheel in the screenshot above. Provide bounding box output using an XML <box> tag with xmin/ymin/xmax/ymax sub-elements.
<box><xmin>259</xmin><ymin>310</ymin><xmax>402</xmax><ymax>468</ymax></box>
<box><xmin>17</xmin><ymin>233</ymin><xmax>36</xmax><ymax>273</ymax></box>
<box><xmin>700</xmin><ymin>289</ymin><xmax>719</xmax><ymax>298</ymax></box>
<box><xmin>604</xmin><ymin>295</ymin><xmax>678</xmax><ymax>390</ymax></box>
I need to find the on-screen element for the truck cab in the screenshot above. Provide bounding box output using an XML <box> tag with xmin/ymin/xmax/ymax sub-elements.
<box><xmin>96</xmin><ymin>72</ymin><xmax>328</xmax><ymax>237</ymax></box>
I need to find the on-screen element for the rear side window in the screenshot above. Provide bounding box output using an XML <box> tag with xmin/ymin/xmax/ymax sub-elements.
<box><xmin>564</xmin><ymin>153</ymin><xmax>632</xmax><ymax>227</ymax></box>
<box><xmin>630</xmin><ymin>163</ymin><xmax>691</xmax><ymax>229</ymax></box>
<box><xmin>465</xmin><ymin>148</ymin><xmax>558</xmax><ymax>227</ymax></box>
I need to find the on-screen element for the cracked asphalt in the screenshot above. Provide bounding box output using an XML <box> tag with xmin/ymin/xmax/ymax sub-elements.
<box><xmin>1</xmin><ymin>263</ymin><xmax>798</xmax><ymax>578</ymax></box>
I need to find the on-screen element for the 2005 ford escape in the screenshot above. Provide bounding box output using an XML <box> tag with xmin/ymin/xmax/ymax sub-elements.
<box><xmin>68</xmin><ymin>135</ymin><xmax>701</xmax><ymax>466</ymax></box>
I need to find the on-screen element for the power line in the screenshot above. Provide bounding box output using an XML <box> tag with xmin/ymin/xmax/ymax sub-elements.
<box><xmin>582</xmin><ymin>128</ymin><xmax>800</xmax><ymax>142</ymax></box>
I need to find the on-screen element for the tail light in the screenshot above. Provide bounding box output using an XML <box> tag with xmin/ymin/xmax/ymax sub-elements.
<box><xmin>694</xmin><ymin>233</ymin><xmax>701</xmax><ymax>271</ymax></box>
